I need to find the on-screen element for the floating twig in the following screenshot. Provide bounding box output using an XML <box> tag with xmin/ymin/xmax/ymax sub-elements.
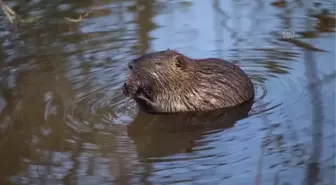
<box><xmin>64</xmin><ymin>9</ymin><xmax>91</xmax><ymax>23</ymax></box>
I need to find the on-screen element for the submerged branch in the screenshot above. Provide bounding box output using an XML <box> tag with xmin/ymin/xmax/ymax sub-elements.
<box><xmin>0</xmin><ymin>0</ymin><xmax>18</xmax><ymax>23</ymax></box>
<box><xmin>0</xmin><ymin>0</ymin><xmax>91</xmax><ymax>24</ymax></box>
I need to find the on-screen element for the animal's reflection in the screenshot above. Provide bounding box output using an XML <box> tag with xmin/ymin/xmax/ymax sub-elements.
<box><xmin>127</xmin><ymin>101</ymin><xmax>253</xmax><ymax>159</ymax></box>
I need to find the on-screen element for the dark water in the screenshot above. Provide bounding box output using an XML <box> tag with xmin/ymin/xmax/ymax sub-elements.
<box><xmin>0</xmin><ymin>0</ymin><xmax>335</xmax><ymax>185</ymax></box>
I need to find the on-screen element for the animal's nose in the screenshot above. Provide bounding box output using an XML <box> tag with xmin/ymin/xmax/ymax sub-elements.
<box><xmin>122</xmin><ymin>78</ymin><xmax>140</xmax><ymax>96</ymax></box>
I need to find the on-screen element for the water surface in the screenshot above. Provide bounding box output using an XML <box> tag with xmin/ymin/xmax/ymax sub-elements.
<box><xmin>0</xmin><ymin>0</ymin><xmax>335</xmax><ymax>185</ymax></box>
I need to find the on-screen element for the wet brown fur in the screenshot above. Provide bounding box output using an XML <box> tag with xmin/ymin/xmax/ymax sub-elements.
<box><xmin>122</xmin><ymin>49</ymin><xmax>254</xmax><ymax>113</ymax></box>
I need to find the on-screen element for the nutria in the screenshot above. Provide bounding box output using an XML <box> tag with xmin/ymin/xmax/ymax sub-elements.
<box><xmin>122</xmin><ymin>49</ymin><xmax>254</xmax><ymax>113</ymax></box>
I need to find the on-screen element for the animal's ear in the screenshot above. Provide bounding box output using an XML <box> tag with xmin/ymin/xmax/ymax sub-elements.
<box><xmin>174</xmin><ymin>55</ymin><xmax>187</xmax><ymax>69</ymax></box>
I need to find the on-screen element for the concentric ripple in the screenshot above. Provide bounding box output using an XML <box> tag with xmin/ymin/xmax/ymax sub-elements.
<box><xmin>0</xmin><ymin>0</ymin><xmax>334</xmax><ymax>185</ymax></box>
<box><xmin>231</xmin><ymin>48</ymin><xmax>307</xmax><ymax>120</ymax></box>
<box><xmin>60</xmin><ymin>39</ymin><xmax>326</xmax><ymax>185</ymax></box>
<box><xmin>62</xmin><ymin>54</ymin><xmax>136</xmax><ymax>132</ymax></box>
<box><xmin>114</xmin><ymin>48</ymin><xmax>311</xmax><ymax>184</ymax></box>
<box><xmin>64</xmin><ymin>47</ymin><xmax>307</xmax><ymax>129</ymax></box>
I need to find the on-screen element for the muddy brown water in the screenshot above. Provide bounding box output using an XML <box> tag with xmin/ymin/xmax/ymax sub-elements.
<box><xmin>0</xmin><ymin>0</ymin><xmax>335</xmax><ymax>185</ymax></box>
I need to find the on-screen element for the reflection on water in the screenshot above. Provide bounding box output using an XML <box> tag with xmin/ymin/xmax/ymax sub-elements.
<box><xmin>0</xmin><ymin>0</ymin><xmax>335</xmax><ymax>185</ymax></box>
<box><xmin>128</xmin><ymin>100</ymin><xmax>253</xmax><ymax>160</ymax></box>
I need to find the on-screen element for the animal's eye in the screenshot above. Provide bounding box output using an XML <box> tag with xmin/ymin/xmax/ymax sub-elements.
<box><xmin>128</xmin><ymin>63</ymin><xmax>134</xmax><ymax>70</ymax></box>
<box><xmin>155</xmin><ymin>62</ymin><xmax>162</xmax><ymax>66</ymax></box>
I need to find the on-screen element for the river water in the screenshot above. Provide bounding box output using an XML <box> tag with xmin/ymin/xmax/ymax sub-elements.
<box><xmin>0</xmin><ymin>0</ymin><xmax>335</xmax><ymax>185</ymax></box>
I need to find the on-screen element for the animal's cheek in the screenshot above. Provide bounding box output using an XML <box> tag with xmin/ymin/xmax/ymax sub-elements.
<box><xmin>149</xmin><ymin>72</ymin><xmax>161</xmax><ymax>82</ymax></box>
<box><xmin>142</xmin><ymin>85</ymin><xmax>155</xmax><ymax>99</ymax></box>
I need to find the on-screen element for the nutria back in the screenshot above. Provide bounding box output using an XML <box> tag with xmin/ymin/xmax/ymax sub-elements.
<box><xmin>122</xmin><ymin>49</ymin><xmax>254</xmax><ymax>113</ymax></box>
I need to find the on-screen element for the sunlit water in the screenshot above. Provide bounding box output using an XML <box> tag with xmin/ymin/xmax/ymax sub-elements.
<box><xmin>0</xmin><ymin>0</ymin><xmax>335</xmax><ymax>185</ymax></box>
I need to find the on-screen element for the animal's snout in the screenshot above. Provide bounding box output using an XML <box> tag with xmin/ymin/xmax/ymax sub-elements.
<box><xmin>122</xmin><ymin>76</ymin><xmax>141</xmax><ymax>97</ymax></box>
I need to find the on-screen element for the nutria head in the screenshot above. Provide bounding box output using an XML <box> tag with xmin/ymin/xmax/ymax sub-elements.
<box><xmin>123</xmin><ymin>49</ymin><xmax>254</xmax><ymax>113</ymax></box>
